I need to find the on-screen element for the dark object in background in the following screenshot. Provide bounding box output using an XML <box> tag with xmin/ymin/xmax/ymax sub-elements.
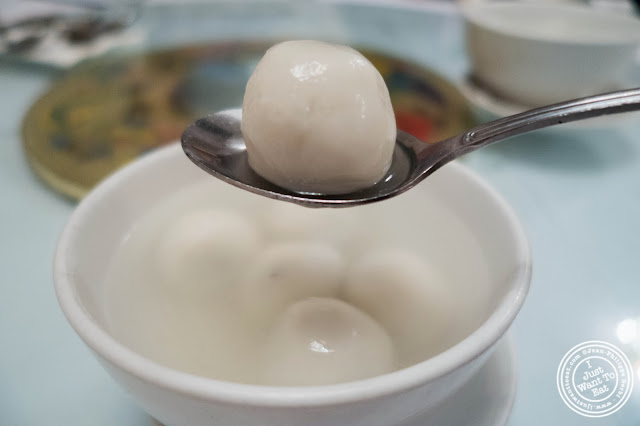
<box><xmin>0</xmin><ymin>1</ymin><xmax>141</xmax><ymax>54</ymax></box>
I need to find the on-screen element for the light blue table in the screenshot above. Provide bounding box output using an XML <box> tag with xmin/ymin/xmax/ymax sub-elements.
<box><xmin>1</xmin><ymin>2</ymin><xmax>639</xmax><ymax>425</ymax></box>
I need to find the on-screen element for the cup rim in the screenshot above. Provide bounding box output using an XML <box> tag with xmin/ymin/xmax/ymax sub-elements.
<box><xmin>54</xmin><ymin>143</ymin><xmax>531</xmax><ymax>407</ymax></box>
<box><xmin>462</xmin><ymin>2</ymin><xmax>640</xmax><ymax>46</ymax></box>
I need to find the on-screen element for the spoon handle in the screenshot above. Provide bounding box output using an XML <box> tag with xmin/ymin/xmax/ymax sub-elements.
<box><xmin>455</xmin><ymin>87</ymin><xmax>640</xmax><ymax>154</ymax></box>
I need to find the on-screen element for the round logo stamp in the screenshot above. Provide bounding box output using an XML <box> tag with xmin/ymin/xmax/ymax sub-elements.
<box><xmin>556</xmin><ymin>340</ymin><xmax>634</xmax><ymax>417</ymax></box>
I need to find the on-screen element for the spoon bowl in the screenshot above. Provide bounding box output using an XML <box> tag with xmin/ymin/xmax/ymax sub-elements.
<box><xmin>182</xmin><ymin>88</ymin><xmax>640</xmax><ymax>208</ymax></box>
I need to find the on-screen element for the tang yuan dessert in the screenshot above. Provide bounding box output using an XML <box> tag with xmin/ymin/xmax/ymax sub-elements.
<box><xmin>103</xmin><ymin>180</ymin><xmax>478</xmax><ymax>386</ymax></box>
<box><xmin>238</xmin><ymin>242</ymin><xmax>345</xmax><ymax>326</ymax></box>
<box><xmin>241</xmin><ymin>40</ymin><xmax>397</xmax><ymax>194</ymax></box>
<box><xmin>261</xmin><ymin>298</ymin><xmax>395</xmax><ymax>386</ymax></box>
<box><xmin>104</xmin><ymin>38</ymin><xmax>485</xmax><ymax>383</ymax></box>
<box><xmin>155</xmin><ymin>209</ymin><xmax>261</xmax><ymax>294</ymax></box>
<box><xmin>343</xmin><ymin>248</ymin><xmax>456</xmax><ymax>365</ymax></box>
<box><xmin>103</xmin><ymin>181</ymin><xmax>479</xmax><ymax>386</ymax></box>
<box><xmin>257</xmin><ymin>202</ymin><xmax>370</xmax><ymax>259</ymax></box>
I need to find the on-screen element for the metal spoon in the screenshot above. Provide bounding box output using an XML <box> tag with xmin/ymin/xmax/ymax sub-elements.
<box><xmin>182</xmin><ymin>87</ymin><xmax>640</xmax><ymax>208</ymax></box>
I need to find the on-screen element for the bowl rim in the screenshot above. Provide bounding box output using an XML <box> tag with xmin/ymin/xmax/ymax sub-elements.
<box><xmin>462</xmin><ymin>2</ymin><xmax>640</xmax><ymax>46</ymax></box>
<box><xmin>54</xmin><ymin>143</ymin><xmax>531</xmax><ymax>407</ymax></box>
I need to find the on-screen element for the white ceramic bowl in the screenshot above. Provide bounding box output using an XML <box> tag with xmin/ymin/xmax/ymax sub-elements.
<box><xmin>463</xmin><ymin>2</ymin><xmax>640</xmax><ymax>106</ymax></box>
<box><xmin>54</xmin><ymin>143</ymin><xmax>531</xmax><ymax>426</ymax></box>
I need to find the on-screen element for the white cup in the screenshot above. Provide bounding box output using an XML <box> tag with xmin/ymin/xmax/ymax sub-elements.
<box><xmin>463</xmin><ymin>2</ymin><xmax>640</xmax><ymax>106</ymax></box>
<box><xmin>54</xmin><ymin>143</ymin><xmax>531</xmax><ymax>426</ymax></box>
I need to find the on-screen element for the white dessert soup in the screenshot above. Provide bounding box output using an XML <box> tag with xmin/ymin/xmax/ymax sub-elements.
<box><xmin>55</xmin><ymin>142</ymin><xmax>531</xmax><ymax>426</ymax></box>
<box><xmin>103</xmin><ymin>170</ymin><xmax>488</xmax><ymax>385</ymax></box>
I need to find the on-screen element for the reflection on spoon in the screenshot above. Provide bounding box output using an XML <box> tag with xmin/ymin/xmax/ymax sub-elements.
<box><xmin>182</xmin><ymin>88</ymin><xmax>640</xmax><ymax>208</ymax></box>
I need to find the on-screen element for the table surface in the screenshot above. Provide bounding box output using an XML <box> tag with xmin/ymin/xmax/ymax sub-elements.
<box><xmin>1</xmin><ymin>2</ymin><xmax>639</xmax><ymax>425</ymax></box>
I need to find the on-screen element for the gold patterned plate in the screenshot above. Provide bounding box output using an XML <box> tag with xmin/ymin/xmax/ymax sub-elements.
<box><xmin>22</xmin><ymin>41</ymin><xmax>474</xmax><ymax>200</ymax></box>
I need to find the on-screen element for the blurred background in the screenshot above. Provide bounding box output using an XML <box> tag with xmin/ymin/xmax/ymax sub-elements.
<box><xmin>1</xmin><ymin>1</ymin><xmax>639</xmax><ymax>425</ymax></box>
